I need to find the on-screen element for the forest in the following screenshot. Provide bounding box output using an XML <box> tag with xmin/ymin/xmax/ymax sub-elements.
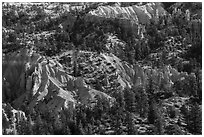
<box><xmin>2</xmin><ymin>2</ymin><xmax>202</xmax><ymax>135</ymax></box>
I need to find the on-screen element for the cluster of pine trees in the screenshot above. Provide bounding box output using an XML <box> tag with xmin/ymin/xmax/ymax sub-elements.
<box><xmin>2</xmin><ymin>2</ymin><xmax>202</xmax><ymax>135</ymax></box>
<box><xmin>3</xmin><ymin>74</ymin><xmax>202</xmax><ymax>135</ymax></box>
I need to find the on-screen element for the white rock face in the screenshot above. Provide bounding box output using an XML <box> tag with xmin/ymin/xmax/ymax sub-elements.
<box><xmin>3</xmin><ymin>49</ymin><xmax>116</xmax><ymax>116</ymax></box>
<box><xmin>3</xmin><ymin>47</ymin><xmax>199</xmax><ymax>119</ymax></box>
<box><xmin>87</xmin><ymin>3</ymin><xmax>166</xmax><ymax>25</ymax></box>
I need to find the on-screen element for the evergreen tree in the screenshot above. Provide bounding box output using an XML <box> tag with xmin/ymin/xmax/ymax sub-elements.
<box><xmin>67</xmin><ymin>119</ymin><xmax>78</xmax><ymax>135</ymax></box>
<box><xmin>188</xmin><ymin>73</ymin><xmax>198</xmax><ymax>97</ymax></box>
<box><xmin>124</xmin><ymin>88</ymin><xmax>136</xmax><ymax>113</ymax></box>
<box><xmin>73</xmin><ymin>48</ymin><xmax>79</xmax><ymax>77</ymax></box>
<box><xmin>114</xmin><ymin>117</ymin><xmax>123</xmax><ymax>135</ymax></box>
<box><xmin>168</xmin><ymin>105</ymin><xmax>176</xmax><ymax>118</ymax></box>
<box><xmin>165</xmin><ymin>124</ymin><xmax>184</xmax><ymax>135</ymax></box>
<box><xmin>110</xmin><ymin>101</ymin><xmax>125</xmax><ymax>135</ymax></box>
<box><xmin>154</xmin><ymin>114</ymin><xmax>164</xmax><ymax>135</ymax></box>
<box><xmin>126</xmin><ymin>112</ymin><xmax>138</xmax><ymax>135</ymax></box>
<box><xmin>195</xmin><ymin>68</ymin><xmax>202</xmax><ymax>103</ymax></box>
<box><xmin>16</xmin><ymin>116</ymin><xmax>33</xmax><ymax>135</ymax></box>
<box><xmin>112</xmin><ymin>90</ymin><xmax>125</xmax><ymax>112</ymax></box>
<box><xmin>33</xmin><ymin>114</ymin><xmax>47</xmax><ymax>135</ymax></box>
<box><xmin>78</xmin><ymin>120</ymin><xmax>86</xmax><ymax>135</ymax></box>
<box><xmin>147</xmin><ymin>76</ymin><xmax>158</xmax><ymax>99</ymax></box>
<box><xmin>148</xmin><ymin>99</ymin><xmax>164</xmax><ymax>134</ymax></box>
<box><xmin>180</xmin><ymin>104</ymin><xmax>190</xmax><ymax>128</ymax></box>
<box><xmin>93</xmin><ymin>96</ymin><xmax>103</xmax><ymax>120</ymax></box>
<box><xmin>87</xmin><ymin>123</ymin><xmax>93</xmax><ymax>135</ymax></box>
<box><xmin>90</xmin><ymin>117</ymin><xmax>95</xmax><ymax>126</ymax></box>
<box><xmin>85</xmin><ymin>106</ymin><xmax>93</xmax><ymax>122</ymax></box>
<box><xmin>188</xmin><ymin>103</ymin><xmax>202</xmax><ymax>134</ymax></box>
<box><xmin>27</xmin><ymin>115</ymin><xmax>34</xmax><ymax>134</ymax></box>
<box><xmin>134</xmin><ymin>86</ymin><xmax>149</xmax><ymax>118</ymax></box>
<box><xmin>148</xmin><ymin>99</ymin><xmax>157</xmax><ymax>124</ymax></box>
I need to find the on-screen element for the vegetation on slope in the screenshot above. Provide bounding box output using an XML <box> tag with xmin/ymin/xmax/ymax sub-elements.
<box><xmin>2</xmin><ymin>2</ymin><xmax>202</xmax><ymax>135</ymax></box>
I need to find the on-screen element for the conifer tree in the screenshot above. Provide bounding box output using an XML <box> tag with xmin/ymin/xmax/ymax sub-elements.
<box><xmin>114</xmin><ymin>117</ymin><xmax>123</xmax><ymax>135</ymax></box>
<box><xmin>94</xmin><ymin>97</ymin><xmax>103</xmax><ymax>120</ymax></box>
<box><xmin>154</xmin><ymin>114</ymin><xmax>164</xmax><ymax>135</ymax></box>
<box><xmin>34</xmin><ymin>114</ymin><xmax>47</xmax><ymax>135</ymax></box>
<box><xmin>112</xmin><ymin>90</ymin><xmax>125</xmax><ymax>112</ymax></box>
<box><xmin>16</xmin><ymin>116</ymin><xmax>33</xmax><ymax>135</ymax></box>
<box><xmin>180</xmin><ymin>104</ymin><xmax>190</xmax><ymax>130</ymax></box>
<box><xmin>87</xmin><ymin>123</ymin><xmax>93</xmax><ymax>135</ymax></box>
<box><xmin>148</xmin><ymin>99</ymin><xmax>157</xmax><ymax>124</ymax></box>
<box><xmin>134</xmin><ymin>86</ymin><xmax>149</xmax><ymax>118</ymax></box>
<box><xmin>165</xmin><ymin>124</ymin><xmax>184</xmax><ymax>135</ymax></box>
<box><xmin>126</xmin><ymin>112</ymin><xmax>138</xmax><ymax>135</ymax></box>
<box><xmin>118</xmin><ymin>91</ymin><xmax>126</xmax><ymax>111</ymax></box>
<box><xmin>147</xmin><ymin>76</ymin><xmax>158</xmax><ymax>99</ymax></box>
<box><xmin>78</xmin><ymin>120</ymin><xmax>85</xmax><ymax>135</ymax></box>
<box><xmin>188</xmin><ymin>74</ymin><xmax>198</xmax><ymax>97</ymax></box>
<box><xmin>27</xmin><ymin>115</ymin><xmax>34</xmax><ymax>134</ymax></box>
<box><xmin>124</xmin><ymin>88</ymin><xmax>136</xmax><ymax>113</ymax></box>
<box><xmin>188</xmin><ymin>103</ymin><xmax>202</xmax><ymax>134</ymax></box>
<box><xmin>148</xmin><ymin>99</ymin><xmax>164</xmax><ymax>134</ymax></box>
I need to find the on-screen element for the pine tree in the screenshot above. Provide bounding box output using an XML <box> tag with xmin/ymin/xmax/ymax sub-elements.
<box><xmin>148</xmin><ymin>99</ymin><xmax>164</xmax><ymax>134</ymax></box>
<box><xmin>61</xmin><ymin>124</ymin><xmax>71</xmax><ymax>135</ymax></box>
<box><xmin>33</xmin><ymin>114</ymin><xmax>47</xmax><ymax>135</ymax></box>
<box><xmin>78</xmin><ymin>120</ymin><xmax>85</xmax><ymax>135</ymax></box>
<box><xmin>110</xmin><ymin>101</ymin><xmax>125</xmax><ymax>135</ymax></box>
<box><xmin>53</xmin><ymin>115</ymin><xmax>72</xmax><ymax>135</ymax></box>
<box><xmin>188</xmin><ymin>73</ymin><xmax>198</xmax><ymax>97</ymax></box>
<box><xmin>187</xmin><ymin>103</ymin><xmax>202</xmax><ymax>134</ymax></box>
<box><xmin>114</xmin><ymin>117</ymin><xmax>123</xmax><ymax>135</ymax></box>
<box><xmin>168</xmin><ymin>105</ymin><xmax>176</xmax><ymax>118</ymax></box>
<box><xmin>148</xmin><ymin>99</ymin><xmax>157</xmax><ymax>124</ymax></box>
<box><xmin>195</xmin><ymin>68</ymin><xmax>202</xmax><ymax>103</ymax></box>
<box><xmin>180</xmin><ymin>104</ymin><xmax>190</xmax><ymax>129</ymax></box>
<box><xmin>112</xmin><ymin>90</ymin><xmax>125</xmax><ymax>112</ymax></box>
<box><xmin>90</xmin><ymin>117</ymin><xmax>95</xmax><ymax>126</ymax></box>
<box><xmin>16</xmin><ymin>116</ymin><xmax>33</xmax><ymax>135</ymax></box>
<box><xmin>118</xmin><ymin>91</ymin><xmax>126</xmax><ymax>111</ymax></box>
<box><xmin>124</xmin><ymin>88</ymin><xmax>136</xmax><ymax>113</ymax></box>
<box><xmin>87</xmin><ymin>123</ymin><xmax>93</xmax><ymax>135</ymax></box>
<box><xmin>154</xmin><ymin>114</ymin><xmax>164</xmax><ymax>135</ymax></box>
<box><xmin>126</xmin><ymin>112</ymin><xmax>138</xmax><ymax>135</ymax></box>
<box><xmin>147</xmin><ymin>76</ymin><xmax>158</xmax><ymax>99</ymax></box>
<box><xmin>180</xmin><ymin>104</ymin><xmax>188</xmax><ymax>116</ymax></box>
<box><xmin>94</xmin><ymin>97</ymin><xmax>103</xmax><ymax>120</ymax></box>
<box><xmin>73</xmin><ymin>48</ymin><xmax>79</xmax><ymax>77</ymax></box>
<box><xmin>134</xmin><ymin>86</ymin><xmax>149</xmax><ymax>118</ymax></box>
<box><xmin>27</xmin><ymin>115</ymin><xmax>34</xmax><ymax>134</ymax></box>
<box><xmin>165</xmin><ymin>124</ymin><xmax>184</xmax><ymax>135</ymax></box>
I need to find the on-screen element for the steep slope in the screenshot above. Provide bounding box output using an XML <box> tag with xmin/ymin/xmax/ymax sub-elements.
<box><xmin>2</xmin><ymin>49</ymin><xmax>115</xmax><ymax>116</ymax></box>
<box><xmin>2</xmin><ymin>2</ymin><xmax>202</xmax><ymax>135</ymax></box>
<box><xmin>58</xmin><ymin>49</ymin><xmax>201</xmax><ymax>97</ymax></box>
<box><xmin>58</xmin><ymin>50</ymin><xmax>134</xmax><ymax>92</ymax></box>
<box><xmin>3</xmin><ymin>48</ymin><xmax>200</xmax><ymax>114</ymax></box>
<box><xmin>87</xmin><ymin>3</ymin><xmax>166</xmax><ymax>25</ymax></box>
<box><xmin>3</xmin><ymin>2</ymin><xmax>167</xmax><ymax>54</ymax></box>
<box><xmin>2</xmin><ymin>103</ymin><xmax>27</xmax><ymax>134</ymax></box>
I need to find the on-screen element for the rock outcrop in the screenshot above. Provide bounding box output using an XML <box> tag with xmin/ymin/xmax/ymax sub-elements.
<box><xmin>2</xmin><ymin>49</ymin><xmax>116</xmax><ymax>116</ymax></box>
<box><xmin>2</xmin><ymin>103</ymin><xmax>27</xmax><ymax>134</ymax></box>
<box><xmin>87</xmin><ymin>2</ymin><xmax>166</xmax><ymax>25</ymax></box>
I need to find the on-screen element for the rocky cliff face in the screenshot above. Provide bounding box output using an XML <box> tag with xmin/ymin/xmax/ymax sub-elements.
<box><xmin>3</xmin><ymin>49</ymin><xmax>117</xmax><ymax>116</ymax></box>
<box><xmin>2</xmin><ymin>2</ymin><xmax>202</xmax><ymax>135</ymax></box>
<box><xmin>3</xmin><ymin>48</ymin><xmax>200</xmax><ymax>117</ymax></box>
<box><xmin>87</xmin><ymin>3</ymin><xmax>166</xmax><ymax>25</ymax></box>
